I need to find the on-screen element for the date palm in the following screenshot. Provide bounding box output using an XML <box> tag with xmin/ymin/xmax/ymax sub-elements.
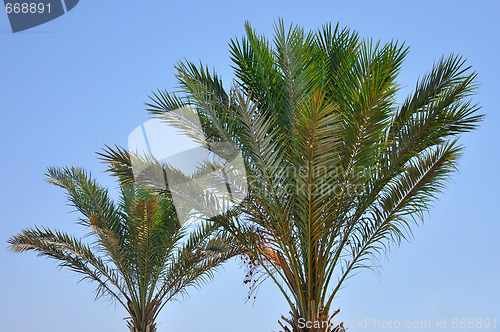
<box><xmin>102</xmin><ymin>20</ymin><xmax>482</xmax><ymax>332</ymax></box>
<box><xmin>8</xmin><ymin>166</ymin><xmax>238</xmax><ymax>332</ymax></box>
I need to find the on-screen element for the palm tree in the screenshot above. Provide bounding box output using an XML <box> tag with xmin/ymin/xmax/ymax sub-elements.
<box><xmin>8</xmin><ymin>166</ymin><xmax>239</xmax><ymax>332</ymax></box>
<box><xmin>102</xmin><ymin>20</ymin><xmax>482</xmax><ymax>332</ymax></box>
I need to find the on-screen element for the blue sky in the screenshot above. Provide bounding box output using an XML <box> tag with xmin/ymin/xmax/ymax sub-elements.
<box><xmin>1</xmin><ymin>1</ymin><xmax>499</xmax><ymax>331</ymax></box>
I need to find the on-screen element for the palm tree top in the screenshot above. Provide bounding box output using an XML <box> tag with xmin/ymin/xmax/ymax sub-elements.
<box><xmin>101</xmin><ymin>20</ymin><xmax>483</xmax><ymax>331</ymax></box>
<box><xmin>8</xmin><ymin>166</ymin><xmax>240</xmax><ymax>332</ymax></box>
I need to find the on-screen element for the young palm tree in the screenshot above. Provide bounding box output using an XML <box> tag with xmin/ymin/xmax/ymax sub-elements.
<box><xmin>8</xmin><ymin>166</ymin><xmax>239</xmax><ymax>332</ymax></box>
<box><xmin>102</xmin><ymin>20</ymin><xmax>482</xmax><ymax>331</ymax></box>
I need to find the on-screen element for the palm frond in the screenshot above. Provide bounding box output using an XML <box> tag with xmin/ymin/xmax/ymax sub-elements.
<box><xmin>7</xmin><ymin>227</ymin><xmax>128</xmax><ymax>307</ymax></box>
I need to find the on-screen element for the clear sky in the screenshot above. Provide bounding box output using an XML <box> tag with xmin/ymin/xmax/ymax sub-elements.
<box><xmin>1</xmin><ymin>1</ymin><xmax>499</xmax><ymax>331</ymax></box>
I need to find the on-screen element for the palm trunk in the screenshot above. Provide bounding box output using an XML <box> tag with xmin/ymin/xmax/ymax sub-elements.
<box><xmin>126</xmin><ymin>300</ymin><xmax>159</xmax><ymax>332</ymax></box>
<box><xmin>127</xmin><ymin>320</ymin><xmax>157</xmax><ymax>332</ymax></box>
<box><xmin>279</xmin><ymin>307</ymin><xmax>344</xmax><ymax>332</ymax></box>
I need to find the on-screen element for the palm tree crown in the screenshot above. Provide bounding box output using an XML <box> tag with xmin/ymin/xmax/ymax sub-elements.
<box><xmin>8</xmin><ymin>167</ymin><xmax>238</xmax><ymax>332</ymax></box>
<box><xmin>102</xmin><ymin>20</ymin><xmax>483</xmax><ymax>332</ymax></box>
